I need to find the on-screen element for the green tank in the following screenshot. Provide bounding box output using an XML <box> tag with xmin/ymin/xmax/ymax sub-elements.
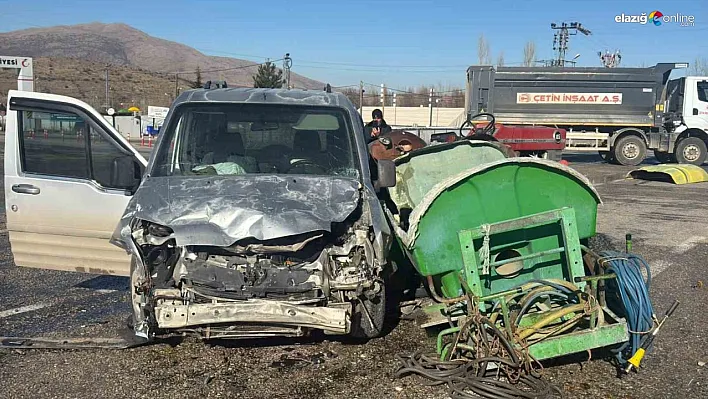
<box><xmin>387</xmin><ymin>140</ymin><xmax>601</xmax><ymax>299</ymax></box>
<box><xmin>384</xmin><ymin>139</ymin><xmax>630</xmax><ymax>364</ymax></box>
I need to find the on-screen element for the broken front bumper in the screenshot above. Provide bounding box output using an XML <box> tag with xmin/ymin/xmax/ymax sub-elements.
<box><xmin>153</xmin><ymin>298</ymin><xmax>351</xmax><ymax>335</ymax></box>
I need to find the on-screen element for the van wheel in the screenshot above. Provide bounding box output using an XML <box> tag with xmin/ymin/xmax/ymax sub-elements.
<box><xmin>349</xmin><ymin>282</ymin><xmax>387</xmax><ymax>339</ymax></box>
<box><xmin>127</xmin><ymin>257</ymin><xmax>153</xmax><ymax>343</ymax></box>
<box><xmin>613</xmin><ymin>136</ymin><xmax>646</xmax><ymax>166</ymax></box>
<box><xmin>675</xmin><ymin>137</ymin><xmax>707</xmax><ymax>165</ymax></box>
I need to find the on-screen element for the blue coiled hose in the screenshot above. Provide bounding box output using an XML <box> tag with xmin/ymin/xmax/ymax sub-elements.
<box><xmin>600</xmin><ymin>250</ymin><xmax>655</xmax><ymax>365</ymax></box>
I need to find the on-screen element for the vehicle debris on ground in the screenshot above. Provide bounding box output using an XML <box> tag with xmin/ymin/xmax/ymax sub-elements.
<box><xmin>627</xmin><ymin>164</ymin><xmax>708</xmax><ymax>184</ymax></box>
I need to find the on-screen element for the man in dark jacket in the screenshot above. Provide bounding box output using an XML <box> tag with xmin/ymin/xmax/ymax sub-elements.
<box><xmin>364</xmin><ymin>108</ymin><xmax>392</xmax><ymax>143</ymax></box>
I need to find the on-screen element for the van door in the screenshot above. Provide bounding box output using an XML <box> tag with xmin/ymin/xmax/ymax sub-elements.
<box><xmin>4</xmin><ymin>90</ymin><xmax>148</xmax><ymax>276</ymax></box>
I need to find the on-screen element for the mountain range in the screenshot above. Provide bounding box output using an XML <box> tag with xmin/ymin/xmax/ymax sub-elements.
<box><xmin>0</xmin><ymin>22</ymin><xmax>324</xmax><ymax>109</ymax></box>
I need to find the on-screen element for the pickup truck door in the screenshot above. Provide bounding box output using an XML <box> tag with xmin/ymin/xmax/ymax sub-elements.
<box><xmin>4</xmin><ymin>90</ymin><xmax>148</xmax><ymax>276</ymax></box>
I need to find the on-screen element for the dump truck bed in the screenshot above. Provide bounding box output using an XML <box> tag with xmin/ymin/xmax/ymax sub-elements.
<box><xmin>466</xmin><ymin>63</ymin><xmax>683</xmax><ymax>127</ymax></box>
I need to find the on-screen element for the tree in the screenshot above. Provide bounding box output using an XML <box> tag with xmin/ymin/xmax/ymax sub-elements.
<box><xmin>497</xmin><ymin>51</ymin><xmax>505</xmax><ymax>67</ymax></box>
<box><xmin>252</xmin><ymin>61</ymin><xmax>285</xmax><ymax>88</ymax></box>
<box><xmin>339</xmin><ymin>87</ymin><xmax>360</xmax><ymax>108</ymax></box>
<box><xmin>478</xmin><ymin>34</ymin><xmax>491</xmax><ymax>64</ymax></box>
<box><xmin>690</xmin><ymin>58</ymin><xmax>708</xmax><ymax>76</ymax></box>
<box><xmin>192</xmin><ymin>66</ymin><xmax>202</xmax><ymax>89</ymax></box>
<box><xmin>523</xmin><ymin>41</ymin><xmax>536</xmax><ymax>67</ymax></box>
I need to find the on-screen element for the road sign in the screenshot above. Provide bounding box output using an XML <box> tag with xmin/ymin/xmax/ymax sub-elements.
<box><xmin>147</xmin><ymin>106</ymin><xmax>169</xmax><ymax>119</ymax></box>
<box><xmin>50</xmin><ymin>113</ymin><xmax>82</xmax><ymax>122</ymax></box>
<box><xmin>107</xmin><ymin>108</ymin><xmax>115</xmax><ymax>116</ymax></box>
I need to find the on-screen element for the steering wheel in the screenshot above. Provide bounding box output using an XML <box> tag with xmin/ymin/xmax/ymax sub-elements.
<box><xmin>284</xmin><ymin>159</ymin><xmax>328</xmax><ymax>174</ymax></box>
<box><xmin>459</xmin><ymin>112</ymin><xmax>496</xmax><ymax>137</ymax></box>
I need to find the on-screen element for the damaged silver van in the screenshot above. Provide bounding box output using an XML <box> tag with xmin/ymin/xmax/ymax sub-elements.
<box><xmin>3</xmin><ymin>87</ymin><xmax>397</xmax><ymax>341</ymax></box>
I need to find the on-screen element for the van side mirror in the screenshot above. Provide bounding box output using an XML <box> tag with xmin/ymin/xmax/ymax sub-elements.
<box><xmin>375</xmin><ymin>160</ymin><xmax>396</xmax><ymax>189</ymax></box>
<box><xmin>110</xmin><ymin>155</ymin><xmax>142</xmax><ymax>193</ymax></box>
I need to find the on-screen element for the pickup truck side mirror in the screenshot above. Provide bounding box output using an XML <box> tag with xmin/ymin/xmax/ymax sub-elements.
<box><xmin>375</xmin><ymin>160</ymin><xmax>396</xmax><ymax>189</ymax></box>
<box><xmin>110</xmin><ymin>155</ymin><xmax>142</xmax><ymax>193</ymax></box>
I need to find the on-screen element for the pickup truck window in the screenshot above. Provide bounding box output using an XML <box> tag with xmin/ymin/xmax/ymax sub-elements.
<box><xmin>152</xmin><ymin>103</ymin><xmax>360</xmax><ymax>178</ymax></box>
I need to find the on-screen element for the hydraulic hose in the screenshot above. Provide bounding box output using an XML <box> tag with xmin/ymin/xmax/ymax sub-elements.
<box><xmin>515</xmin><ymin>303</ymin><xmax>586</xmax><ymax>341</ymax></box>
<box><xmin>600</xmin><ymin>250</ymin><xmax>655</xmax><ymax>365</ymax></box>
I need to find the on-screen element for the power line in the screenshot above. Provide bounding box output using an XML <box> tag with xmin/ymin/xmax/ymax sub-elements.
<box><xmin>168</xmin><ymin>58</ymin><xmax>285</xmax><ymax>75</ymax></box>
<box><xmin>360</xmin><ymin>82</ymin><xmax>463</xmax><ymax>96</ymax></box>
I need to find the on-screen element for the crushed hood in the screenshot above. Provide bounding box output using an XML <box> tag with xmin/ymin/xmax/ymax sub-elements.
<box><xmin>112</xmin><ymin>175</ymin><xmax>361</xmax><ymax>248</ymax></box>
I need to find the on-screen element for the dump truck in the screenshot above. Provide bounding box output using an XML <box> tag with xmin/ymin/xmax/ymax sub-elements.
<box><xmin>465</xmin><ymin>62</ymin><xmax>708</xmax><ymax>165</ymax></box>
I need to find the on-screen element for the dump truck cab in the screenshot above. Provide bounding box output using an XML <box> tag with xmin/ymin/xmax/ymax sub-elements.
<box><xmin>662</xmin><ymin>75</ymin><xmax>708</xmax><ymax>163</ymax></box>
<box><xmin>4</xmin><ymin>87</ymin><xmax>398</xmax><ymax>340</ymax></box>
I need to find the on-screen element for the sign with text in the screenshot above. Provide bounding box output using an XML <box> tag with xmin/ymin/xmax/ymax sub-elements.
<box><xmin>0</xmin><ymin>56</ymin><xmax>31</xmax><ymax>69</ymax></box>
<box><xmin>147</xmin><ymin>106</ymin><xmax>170</xmax><ymax>119</ymax></box>
<box><xmin>516</xmin><ymin>92</ymin><xmax>623</xmax><ymax>105</ymax></box>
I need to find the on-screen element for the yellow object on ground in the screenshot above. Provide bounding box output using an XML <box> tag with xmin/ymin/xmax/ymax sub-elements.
<box><xmin>627</xmin><ymin>164</ymin><xmax>708</xmax><ymax>184</ymax></box>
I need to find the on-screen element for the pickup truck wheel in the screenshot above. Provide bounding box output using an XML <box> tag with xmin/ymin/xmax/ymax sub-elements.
<box><xmin>613</xmin><ymin>136</ymin><xmax>646</xmax><ymax>166</ymax></box>
<box><xmin>349</xmin><ymin>282</ymin><xmax>387</xmax><ymax>339</ymax></box>
<box><xmin>675</xmin><ymin>137</ymin><xmax>707</xmax><ymax>165</ymax></box>
<box><xmin>654</xmin><ymin>150</ymin><xmax>676</xmax><ymax>164</ymax></box>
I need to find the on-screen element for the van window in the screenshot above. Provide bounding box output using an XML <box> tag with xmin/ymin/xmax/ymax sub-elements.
<box><xmin>19</xmin><ymin>110</ymin><xmax>89</xmax><ymax>179</ymax></box>
<box><xmin>18</xmin><ymin>109</ymin><xmax>135</xmax><ymax>189</ymax></box>
<box><xmin>152</xmin><ymin>103</ymin><xmax>359</xmax><ymax>178</ymax></box>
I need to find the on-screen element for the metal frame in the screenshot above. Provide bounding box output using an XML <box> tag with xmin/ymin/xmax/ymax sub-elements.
<box><xmin>457</xmin><ymin>207</ymin><xmax>587</xmax><ymax>300</ymax></box>
<box><xmin>431</xmin><ymin>207</ymin><xmax>630</xmax><ymax>361</ymax></box>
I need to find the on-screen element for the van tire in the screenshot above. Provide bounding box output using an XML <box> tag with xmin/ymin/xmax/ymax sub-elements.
<box><xmin>675</xmin><ymin>137</ymin><xmax>707</xmax><ymax>165</ymax></box>
<box><xmin>613</xmin><ymin>136</ymin><xmax>646</xmax><ymax>166</ymax></box>
<box><xmin>349</xmin><ymin>282</ymin><xmax>387</xmax><ymax>339</ymax></box>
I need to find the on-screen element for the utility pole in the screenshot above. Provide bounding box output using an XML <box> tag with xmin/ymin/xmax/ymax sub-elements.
<box><xmin>550</xmin><ymin>22</ymin><xmax>591</xmax><ymax>67</ymax></box>
<box><xmin>392</xmin><ymin>92</ymin><xmax>397</xmax><ymax>125</ymax></box>
<box><xmin>428</xmin><ymin>88</ymin><xmax>434</xmax><ymax>127</ymax></box>
<box><xmin>599</xmin><ymin>49</ymin><xmax>622</xmax><ymax>68</ymax></box>
<box><xmin>359</xmin><ymin>81</ymin><xmax>364</xmax><ymax>115</ymax></box>
<box><xmin>380</xmin><ymin>84</ymin><xmax>386</xmax><ymax>116</ymax></box>
<box><xmin>174</xmin><ymin>74</ymin><xmax>179</xmax><ymax>98</ymax></box>
<box><xmin>283</xmin><ymin>53</ymin><xmax>292</xmax><ymax>89</ymax></box>
<box><xmin>104</xmin><ymin>64</ymin><xmax>110</xmax><ymax>111</ymax></box>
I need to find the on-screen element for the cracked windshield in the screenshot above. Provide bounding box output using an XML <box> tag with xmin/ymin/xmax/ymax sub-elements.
<box><xmin>153</xmin><ymin>104</ymin><xmax>359</xmax><ymax>178</ymax></box>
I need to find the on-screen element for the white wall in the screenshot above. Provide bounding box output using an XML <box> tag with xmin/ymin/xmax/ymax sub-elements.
<box><xmin>102</xmin><ymin>115</ymin><xmax>165</xmax><ymax>137</ymax></box>
<box><xmin>360</xmin><ymin>106</ymin><xmax>465</xmax><ymax>127</ymax></box>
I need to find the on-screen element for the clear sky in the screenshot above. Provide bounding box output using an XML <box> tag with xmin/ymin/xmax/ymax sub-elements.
<box><xmin>1</xmin><ymin>0</ymin><xmax>706</xmax><ymax>89</ymax></box>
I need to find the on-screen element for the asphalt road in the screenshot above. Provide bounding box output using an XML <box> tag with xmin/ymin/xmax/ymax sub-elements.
<box><xmin>0</xmin><ymin>144</ymin><xmax>706</xmax><ymax>399</ymax></box>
